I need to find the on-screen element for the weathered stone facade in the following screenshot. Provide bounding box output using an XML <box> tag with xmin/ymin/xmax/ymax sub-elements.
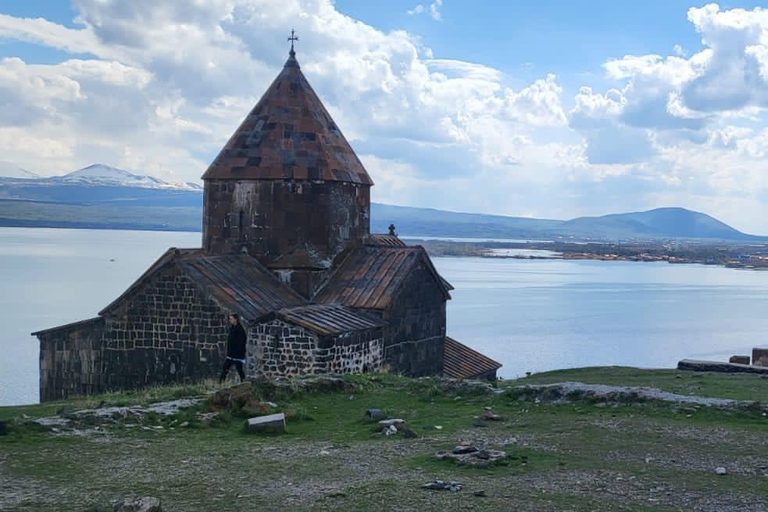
<box><xmin>100</xmin><ymin>265</ymin><xmax>228</xmax><ymax>391</ymax></box>
<box><xmin>36</xmin><ymin>263</ymin><xmax>231</xmax><ymax>401</ymax></box>
<box><xmin>37</xmin><ymin>318</ymin><xmax>106</xmax><ymax>402</ymax></box>
<box><xmin>204</xmin><ymin>180</ymin><xmax>370</xmax><ymax>271</ymax></box>
<box><xmin>381</xmin><ymin>261</ymin><xmax>446</xmax><ymax>376</ymax></box>
<box><xmin>248</xmin><ymin>319</ymin><xmax>383</xmax><ymax>379</ymax></box>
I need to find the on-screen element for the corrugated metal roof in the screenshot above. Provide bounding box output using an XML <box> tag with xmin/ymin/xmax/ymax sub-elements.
<box><xmin>201</xmin><ymin>52</ymin><xmax>373</xmax><ymax>186</ymax></box>
<box><xmin>365</xmin><ymin>234</ymin><xmax>406</xmax><ymax>247</ymax></box>
<box><xmin>443</xmin><ymin>337</ymin><xmax>502</xmax><ymax>380</ymax></box>
<box><xmin>100</xmin><ymin>249</ymin><xmax>306</xmax><ymax>321</ymax></box>
<box><xmin>313</xmin><ymin>245</ymin><xmax>451</xmax><ymax>310</ymax></box>
<box><xmin>275</xmin><ymin>304</ymin><xmax>386</xmax><ymax>336</ymax></box>
<box><xmin>176</xmin><ymin>253</ymin><xmax>307</xmax><ymax>321</ymax></box>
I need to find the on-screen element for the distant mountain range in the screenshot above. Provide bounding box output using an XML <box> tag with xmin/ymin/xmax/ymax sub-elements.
<box><xmin>0</xmin><ymin>163</ymin><xmax>201</xmax><ymax>192</ymax></box>
<box><xmin>0</xmin><ymin>163</ymin><xmax>762</xmax><ymax>242</ymax></box>
<box><xmin>373</xmin><ymin>204</ymin><xmax>763</xmax><ymax>242</ymax></box>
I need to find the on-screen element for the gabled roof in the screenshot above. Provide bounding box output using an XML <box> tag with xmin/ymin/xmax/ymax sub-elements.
<box><xmin>443</xmin><ymin>337</ymin><xmax>502</xmax><ymax>380</ymax></box>
<box><xmin>313</xmin><ymin>245</ymin><xmax>452</xmax><ymax>310</ymax></box>
<box><xmin>365</xmin><ymin>234</ymin><xmax>406</xmax><ymax>247</ymax></box>
<box><xmin>100</xmin><ymin>249</ymin><xmax>306</xmax><ymax>321</ymax></box>
<box><xmin>201</xmin><ymin>51</ymin><xmax>373</xmax><ymax>186</ymax></box>
<box><xmin>176</xmin><ymin>253</ymin><xmax>307</xmax><ymax>320</ymax></box>
<box><xmin>273</xmin><ymin>304</ymin><xmax>386</xmax><ymax>336</ymax></box>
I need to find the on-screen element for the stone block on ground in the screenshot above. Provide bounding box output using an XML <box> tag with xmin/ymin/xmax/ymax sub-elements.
<box><xmin>378</xmin><ymin>418</ymin><xmax>405</xmax><ymax>428</ymax></box>
<box><xmin>729</xmin><ymin>355</ymin><xmax>750</xmax><ymax>365</ymax></box>
<box><xmin>246</xmin><ymin>413</ymin><xmax>286</xmax><ymax>434</ymax></box>
<box><xmin>113</xmin><ymin>496</ymin><xmax>162</xmax><ymax>512</ymax></box>
<box><xmin>365</xmin><ymin>408</ymin><xmax>384</xmax><ymax>421</ymax></box>
<box><xmin>752</xmin><ymin>348</ymin><xmax>768</xmax><ymax>367</ymax></box>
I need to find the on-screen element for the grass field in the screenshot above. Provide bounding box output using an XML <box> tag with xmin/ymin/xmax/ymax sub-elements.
<box><xmin>2</xmin><ymin>368</ymin><xmax>768</xmax><ymax>511</ymax></box>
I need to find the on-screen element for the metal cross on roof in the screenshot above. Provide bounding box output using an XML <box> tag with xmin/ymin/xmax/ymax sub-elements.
<box><xmin>288</xmin><ymin>29</ymin><xmax>298</xmax><ymax>55</ymax></box>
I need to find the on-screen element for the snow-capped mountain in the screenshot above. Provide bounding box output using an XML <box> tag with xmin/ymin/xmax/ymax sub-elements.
<box><xmin>0</xmin><ymin>161</ymin><xmax>40</xmax><ymax>179</ymax></box>
<box><xmin>57</xmin><ymin>164</ymin><xmax>202</xmax><ymax>191</ymax></box>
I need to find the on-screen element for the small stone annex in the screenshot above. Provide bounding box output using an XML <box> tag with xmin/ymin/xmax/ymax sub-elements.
<box><xmin>32</xmin><ymin>42</ymin><xmax>502</xmax><ymax>402</ymax></box>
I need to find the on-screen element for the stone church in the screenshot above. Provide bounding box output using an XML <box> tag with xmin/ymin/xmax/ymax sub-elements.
<box><xmin>33</xmin><ymin>44</ymin><xmax>501</xmax><ymax>401</ymax></box>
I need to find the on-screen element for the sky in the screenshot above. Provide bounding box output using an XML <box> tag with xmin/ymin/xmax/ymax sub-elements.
<box><xmin>2</xmin><ymin>2</ymin><xmax>768</xmax><ymax>233</ymax></box>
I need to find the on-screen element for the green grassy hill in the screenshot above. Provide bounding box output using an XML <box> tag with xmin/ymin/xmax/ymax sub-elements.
<box><xmin>2</xmin><ymin>368</ymin><xmax>768</xmax><ymax>511</ymax></box>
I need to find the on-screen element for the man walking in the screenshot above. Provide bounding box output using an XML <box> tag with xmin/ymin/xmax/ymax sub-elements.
<box><xmin>219</xmin><ymin>313</ymin><xmax>247</xmax><ymax>383</ymax></box>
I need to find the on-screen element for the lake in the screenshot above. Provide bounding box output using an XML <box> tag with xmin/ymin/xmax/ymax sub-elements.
<box><xmin>2</xmin><ymin>227</ymin><xmax>768</xmax><ymax>406</ymax></box>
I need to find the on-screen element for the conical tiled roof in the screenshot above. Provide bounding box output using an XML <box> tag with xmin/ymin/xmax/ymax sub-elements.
<box><xmin>202</xmin><ymin>51</ymin><xmax>373</xmax><ymax>185</ymax></box>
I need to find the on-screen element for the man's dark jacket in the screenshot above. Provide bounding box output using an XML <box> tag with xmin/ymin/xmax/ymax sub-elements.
<box><xmin>227</xmin><ymin>323</ymin><xmax>247</xmax><ymax>360</ymax></box>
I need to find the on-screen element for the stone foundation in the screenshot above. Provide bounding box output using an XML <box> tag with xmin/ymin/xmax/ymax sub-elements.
<box><xmin>248</xmin><ymin>319</ymin><xmax>383</xmax><ymax>378</ymax></box>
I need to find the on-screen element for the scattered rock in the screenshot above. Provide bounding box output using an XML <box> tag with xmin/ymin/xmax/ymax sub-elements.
<box><xmin>365</xmin><ymin>408</ymin><xmax>385</xmax><ymax>421</ymax></box>
<box><xmin>715</xmin><ymin>467</ymin><xmax>727</xmax><ymax>475</ymax></box>
<box><xmin>422</xmin><ymin>480</ymin><xmax>462</xmax><ymax>492</ymax></box>
<box><xmin>482</xmin><ymin>411</ymin><xmax>502</xmax><ymax>421</ymax></box>
<box><xmin>473</xmin><ymin>419</ymin><xmax>488</xmax><ymax>428</ymax></box>
<box><xmin>516</xmin><ymin>381</ymin><xmax>764</xmax><ymax>409</ymax></box>
<box><xmin>196</xmin><ymin>412</ymin><xmax>220</xmax><ymax>423</ymax></box>
<box><xmin>57</xmin><ymin>406</ymin><xmax>75</xmax><ymax>416</ymax></box>
<box><xmin>246</xmin><ymin>413</ymin><xmax>286</xmax><ymax>434</ymax></box>
<box><xmin>399</xmin><ymin>426</ymin><xmax>418</xmax><ymax>439</ymax></box>
<box><xmin>383</xmin><ymin>425</ymin><xmax>398</xmax><ymax>436</ymax></box>
<box><xmin>179</xmin><ymin>421</ymin><xmax>190</xmax><ymax>428</ymax></box>
<box><xmin>474</xmin><ymin>490</ymin><xmax>487</xmax><ymax>497</ymax></box>
<box><xmin>378</xmin><ymin>419</ymin><xmax>405</xmax><ymax>428</ymax></box>
<box><xmin>113</xmin><ymin>496</ymin><xmax>162</xmax><ymax>512</ymax></box>
<box><xmin>438</xmin><ymin>447</ymin><xmax>508</xmax><ymax>467</ymax></box>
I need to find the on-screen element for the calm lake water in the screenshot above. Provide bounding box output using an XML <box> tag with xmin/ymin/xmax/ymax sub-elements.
<box><xmin>2</xmin><ymin>227</ymin><xmax>768</xmax><ymax>406</ymax></box>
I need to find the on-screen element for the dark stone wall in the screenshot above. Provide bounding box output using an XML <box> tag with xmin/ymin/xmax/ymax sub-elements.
<box><xmin>248</xmin><ymin>319</ymin><xmax>383</xmax><ymax>378</ymax></box>
<box><xmin>38</xmin><ymin>318</ymin><xmax>106</xmax><ymax>402</ymax></box>
<box><xmin>203</xmin><ymin>179</ymin><xmax>370</xmax><ymax>266</ymax></box>
<box><xmin>381</xmin><ymin>261</ymin><xmax>447</xmax><ymax>376</ymax></box>
<box><xmin>101</xmin><ymin>264</ymin><xmax>229</xmax><ymax>390</ymax></box>
<box><xmin>273</xmin><ymin>268</ymin><xmax>328</xmax><ymax>299</ymax></box>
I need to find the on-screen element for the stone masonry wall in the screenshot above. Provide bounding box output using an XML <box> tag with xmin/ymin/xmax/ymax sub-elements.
<box><xmin>248</xmin><ymin>319</ymin><xmax>383</xmax><ymax>378</ymax></box>
<box><xmin>322</xmin><ymin>329</ymin><xmax>384</xmax><ymax>374</ymax></box>
<box><xmin>38</xmin><ymin>318</ymin><xmax>106</xmax><ymax>402</ymax></box>
<box><xmin>101</xmin><ymin>264</ymin><xmax>229</xmax><ymax>390</ymax></box>
<box><xmin>203</xmin><ymin>180</ymin><xmax>370</xmax><ymax>266</ymax></box>
<box><xmin>382</xmin><ymin>261</ymin><xmax>446</xmax><ymax>376</ymax></box>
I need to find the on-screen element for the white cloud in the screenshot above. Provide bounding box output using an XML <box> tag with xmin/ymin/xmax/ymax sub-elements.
<box><xmin>5</xmin><ymin>0</ymin><xmax>768</xmax><ymax>231</ymax></box>
<box><xmin>407</xmin><ymin>0</ymin><xmax>443</xmax><ymax>21</ymax></box>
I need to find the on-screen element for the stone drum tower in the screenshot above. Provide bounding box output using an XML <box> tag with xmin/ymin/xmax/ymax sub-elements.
<box><xmin>202</xmin><ymin>43</ymin><xmax>373</xmax><ymax>297</ymax></box>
